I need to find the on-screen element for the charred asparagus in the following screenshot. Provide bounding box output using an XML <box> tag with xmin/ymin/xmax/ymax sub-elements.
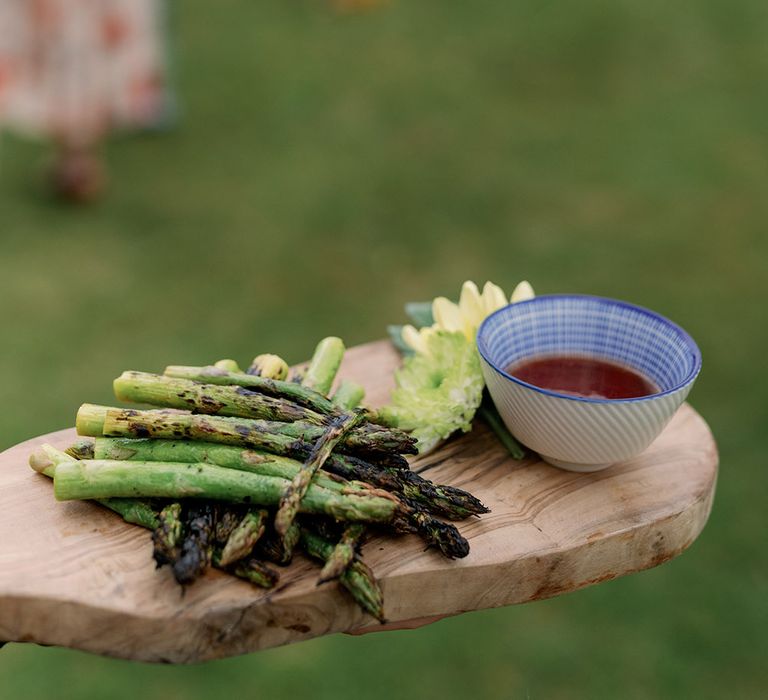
<box><xmin>275</xmin><ymin>411</ymin><xmax>365</xmax><ymax>537</ymax></box>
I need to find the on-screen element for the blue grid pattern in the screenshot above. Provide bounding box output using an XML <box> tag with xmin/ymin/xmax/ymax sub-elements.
<box><xmin>477</xmin><ymin>295</ymin><xmax>701</xmax><ymax>399</ymax></box>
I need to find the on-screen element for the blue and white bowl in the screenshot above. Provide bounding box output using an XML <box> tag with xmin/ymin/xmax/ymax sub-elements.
<box><xmin>476</xmin><ymin>295</ymin><xmax>702</xmax><ymax>472</ymax></box>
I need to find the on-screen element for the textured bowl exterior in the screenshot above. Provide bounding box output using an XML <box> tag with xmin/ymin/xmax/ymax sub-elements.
<box><xmin>477</xmin><ymin>295</ymin><xmax>702</xmax><ymax>470</ymax></box>
<box><xmin>481</xmin><ymin>358</ymin><xmax>693</xmax><ymax>466</ymax></box>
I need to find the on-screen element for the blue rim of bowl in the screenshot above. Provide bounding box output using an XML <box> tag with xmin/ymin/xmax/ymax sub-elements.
<box><xmin>476</xmin><ymin>294</ymin><xmax>703</xmax><ymax>404</ymax></box>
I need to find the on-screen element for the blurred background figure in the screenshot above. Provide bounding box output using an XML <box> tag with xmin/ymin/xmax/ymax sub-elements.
<box><xmin>0</xmin><ymin>0</ymin><xmax>170</xmax><ymax>203</ymax></box>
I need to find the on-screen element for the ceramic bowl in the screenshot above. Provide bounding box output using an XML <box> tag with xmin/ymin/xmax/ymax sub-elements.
<box><xmin>476</xmin><ymin>294</ymin><xmax>702</xmax><ymax>472</ymax></box>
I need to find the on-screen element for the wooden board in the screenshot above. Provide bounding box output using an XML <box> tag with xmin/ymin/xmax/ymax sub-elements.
<box><xmin>0</xmin><ymin>341</ymin><xmax>718</xmax><ymax>663</ymax></box>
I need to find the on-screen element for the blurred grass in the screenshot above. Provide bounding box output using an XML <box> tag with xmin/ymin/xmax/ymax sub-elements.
<box><xmin>1</xmin><ymin>0</ymin><xmax>767</xmax><ymax>697</ymax></box>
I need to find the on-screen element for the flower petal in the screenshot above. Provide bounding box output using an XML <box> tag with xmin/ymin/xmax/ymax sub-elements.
<box><xmin>432</xmin><ymin>297</ymin><xmax>464</xmax><ymax>332</ymax></box>
<box><xmin>459</xmin><ymin>280</ymin><xmax>485</xmax><ymax>328</ymax></box>
<box><xmin>402</xmin><ymin>324</ymin><xmax>428</xmax><ymax>355</ymax></box>
<box><xmin>482</xmin><ymin>281</ymin><xmax>508</xmax><ymax>314</ymax></box>
<box><xmin>511</xmin><ymin>280</ymin><xmax>535</xmax><ymax>303</ymax></box>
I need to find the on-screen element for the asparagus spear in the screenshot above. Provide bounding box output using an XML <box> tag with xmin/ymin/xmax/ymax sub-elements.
<box><xmin>92</xmin><ymin>437</ymin><xmax>376</xmax><ymax>499</ymax></box>
<box><xmin>300</xmin><ymin>528</ymin><xmax>384</xmax><ymax>622</ymax></box>
<box><xmin>30</xmin><ymin>446</ymin><xmax>277</xmax><ymax>587</ymax></box>
<box><xmin>214</xmin><ymin>506</ymin><xmax>243</xmax><ymax>545</ymax></box>
<box><xmin>90</xmin><ymin>432</ymin><xmax>484</xmax><ymax>522</ymax></box>
<box><xmin>77</xmin><ymin>404</ymin><xmax>417</xmax><ymax>458</ymax></box>
<box><xmin>324</xmin><ymin>377</ymin><xmax>369</xmax><ymax>581</ymax></box>
<box><xmin>255</xmin><ymin>522</ymin><xmax>301</xmax><ymax>566</ymax></box>
<box><xmin>150</xmin><ymin>504</ymin><xmax>278</xmax><ymax>589</ymax></box>
<box><xmin>219</xmin><ymin>509</ymin><xmax>267</xmax><ymax>567</ymax></box>
<box><xmin>406</xmin><ymin>507</ymin><xmax>470</xmax><ymax>559</ymax></box>
<box><xmin>247</xmin><ymin>354</ymin><xmax>289</xmax><ymax>380</ymax></box>
<box><xmin>33</xmin><ymin>445</ymin><xmax>164</xmax><ymax>524</ymax></box>
<box><xmin>114</xmin><ymin>372</ymin><xmax>325</xmax><ymax>424</ymax></box>
<box><xmin>173</xmin><ymin>503</ymin><xmax>215</xmax><ymax>585</ymax></box>
<box><xmin>322</xmin><ymin>453</ymin><xmax>488</xmax><ymax>519</ymax></box>
<box><xmin>332</xmin><ymin>381</ymin><xmax>366</xmax><ymax>411</ymax></box>
<box><xmin>319</xmin><ymin>523</ymin><xmax>365</xmax><ymax>583</ymax></box>
<box><xmin>396</xmin><ymin>469</ymin><xmax>489</xmax><ymax>519</ymax></box>
<box><xmin>302</xmin><ymin>337</ymin><xmax>345</xmax><ymax>395</ymax></box>
<box><xmin>275</xmin><ymin>411</ymin><xmax>365</xmax><ymax>537</ymax></box>
<box><xmin>29</xmin><ymin>444</ymin><xmax>70</xmax><ymax>477</ymax></box>
<box><xmin>221</xmin><ymin>554</ymin><xmax>279</xmax><ymax>588</ymax></box>
<box><xmin>99</xmin><ymin>497</ymin><xmax>160</xmax><ymax>530</ymax></box>
<box><xmin>65</xmin><ymin>438</ymin><xmax>95</xmax><ymax>460</ymax></box>
<box><xmin>89</xmin><ymin>438</ymin><xmax>467</xmax><ymax>558</ymax></box>
<box><xmin>163</xmin><ymin>366</ymin><xmax>340</xmax><ymax>416</ymax></box>
<box><xmin>31</xmin><ymin>445</ymin><xmax>162</xmax><ymax>528</ymax></box>
<box><xmin>322</xmin><ymin>376</ymin><xmax>371</xmax><ymax>580</ymax></box>
<box><xmin>52</xmin><ymin>459</ymin><xmax>400</xmax><ymax>523</ymax></box>
<box><xmin>267</xmin><ymin>420</ymin><xmax>416</xmax><ymax>457</ymax></box>
<box><xmin>152</xmin><ymin>502</ymin><xmax>183</xmax><ymax>568</ymax></box>
<box><xmin>76</xmin><ymin>404</ymin><xmax>189</xmax><ymax>438</ymax></box>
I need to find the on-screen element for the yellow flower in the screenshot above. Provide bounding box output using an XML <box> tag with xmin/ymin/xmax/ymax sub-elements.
<box><xmin>402</xmin><ymin>279</ymin><xmax>536</xmax><ymax>354</ymax></box>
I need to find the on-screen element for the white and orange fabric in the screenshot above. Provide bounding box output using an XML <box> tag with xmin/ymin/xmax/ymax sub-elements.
<box><xmin>0</xmin><ymin>0</ymin><xmax>169</xmax><ymax>143</ymax></box>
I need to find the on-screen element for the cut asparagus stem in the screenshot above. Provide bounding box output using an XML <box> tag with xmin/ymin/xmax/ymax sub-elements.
<box><xmin>219</xmin><ymin>509</ymin><xmax>267</xmax><ymax>567</ymax></box>
<box><xmin>478</xmin><ymin>395</ymin><xmax>526</xmax><ymax>460</ymax></box>
<box><xmin>332</xmin><ymin>381</ymin><xmax>366</xmax><ymax>411</ymax></box>
<box><xmin>78</xmin><ymin>404</ymin><xmax>417</xmax><ymax>458</ymax></box>
<box><xmin>163</xmin><ymin>366</ymin><xmax>339</xmax><ymax>416</ymax></box>
<box><xmin>52</xmin><ymin>459</ymin><xmax>400</xmax><ymax>524</ymax></box>
<box><xmin>275</xmin><ymin>411</ymin><xmax>365</xmax><ymax>538</ymax></box>
<box><xmin>31</xmin><ymin>445</ymin><xmax>164</xmax><ymax>529</ymax></box>
<box><xmin>301</xmin><ymin>337</ymin><xmax>345</xmax><ymax>395</ymax></box>
<box><xmin>76</xmin><ymin>403</ymin><xmax>190</xmax><ymax>437</ymax></box>
<box><xmin>319</xmin><ymin>523</ymin><xmax>365</xmax><ymax>583</ymax></box>
<box><xmin>247</xmin><ymin>354</ymin><xmax>289</xmax><ymax>380</ymax></box>
<box><xmin>300</xmin><ymin>528</ymin><xmax>384</xmax><ymax>622</ymax></box>
<box><xmin>76</xmin><ymin>403</ymin><xmax>115</xmax><ymax>439</ymax></box>
<box><xmin>152</xmin><ymin>502</ymin><xmax>183</xmax><ymax>568</ymax></box>
<box><xmin>114</xmin><ymin>372</ymin><xmax>326</xmax><ymax>424</ymax></box>
<box><xmin>214</xmin><ymin>359</ymin><xmax>242</xmax><ymax>373</ymax></box>
<box><xmin>29</xmin><ymin>444</ymin><xmax>73</xmax><ymax>477</ymax></box>
<box><xmin>92</xmin><ymin>437</ymin><xmax>377</xmax><ymax>499</ymax></box>
<box><xmin>173</xmin><ymin>503</ymin><xmax>215</xmax><ymax>585</ymax></box>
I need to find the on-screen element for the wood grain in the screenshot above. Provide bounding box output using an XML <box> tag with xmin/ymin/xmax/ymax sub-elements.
<box><xmin>0</xmin><ymin>340</ymin><xmax>718</xmax><ymax>663</ymax></box>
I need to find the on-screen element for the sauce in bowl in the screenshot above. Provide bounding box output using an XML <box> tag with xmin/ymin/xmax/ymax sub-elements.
<box><xmin>505</xmin><ymin>355</ymin><xmax>658</xmax><ymax>400</ymax></box>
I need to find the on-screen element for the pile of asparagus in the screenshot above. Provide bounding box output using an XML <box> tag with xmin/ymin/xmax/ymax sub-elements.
<box><xmin>28</xmin><ymin>338</ymin><xmax>488</xmax><ymax>621</ymax></box>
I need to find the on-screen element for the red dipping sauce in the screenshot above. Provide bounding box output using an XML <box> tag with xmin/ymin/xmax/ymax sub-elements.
<box><xmin>506</xmin><ymin>355</ymin><xmax>658</xmax><ymax>400</ymax></box>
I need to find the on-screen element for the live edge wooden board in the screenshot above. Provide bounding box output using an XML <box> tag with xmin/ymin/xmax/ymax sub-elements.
<box><xmin>0</xmin><ymin>341</ymin><xmax>718</xmax><ymax>663</ymax></box>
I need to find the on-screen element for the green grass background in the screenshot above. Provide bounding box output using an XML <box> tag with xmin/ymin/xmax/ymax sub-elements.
<box><xmin>1</xmin><ymin>0</ymin><xmax>766</xmax><ymax>697</ymax></box>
